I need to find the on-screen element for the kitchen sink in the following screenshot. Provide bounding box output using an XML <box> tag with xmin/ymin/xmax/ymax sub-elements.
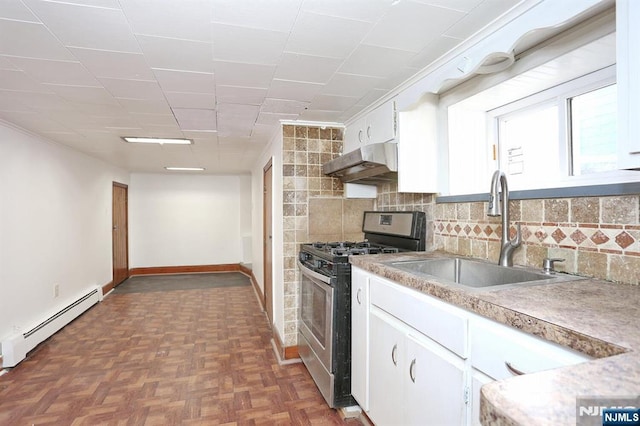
<box><xmin>388</xmin><ymin>257</ymin><xmax>577</xmax><ymax>290</ymax></box>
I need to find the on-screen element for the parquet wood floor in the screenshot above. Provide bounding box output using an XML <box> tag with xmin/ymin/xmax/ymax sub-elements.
<box><xmin>0</xmin><ymin>276</ymin><xmax>361</xmax><ymax>425</ymax></box>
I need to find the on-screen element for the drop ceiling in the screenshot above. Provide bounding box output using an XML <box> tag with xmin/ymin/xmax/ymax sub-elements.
<box><xmin>0</xmin><ymin>0</ymin><xmax>519</xmax><ymax>174</ymax></box>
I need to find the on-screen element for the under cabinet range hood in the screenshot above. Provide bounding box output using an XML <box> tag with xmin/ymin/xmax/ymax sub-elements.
<box><xmin>322</xmin><ymin>142</ymin><xmax>398</xmax><ymax>184</ymax></box>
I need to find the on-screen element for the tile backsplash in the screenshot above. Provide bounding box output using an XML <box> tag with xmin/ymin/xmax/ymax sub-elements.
<box><xmin>376</xmin><ymin>182</ymin><xmax>640</xmax><ymax>285</ymax></box>
<box><xmin>281</xmin><ymin>125</ymin><xmax>373</xmax><ymax>348</ymax></box>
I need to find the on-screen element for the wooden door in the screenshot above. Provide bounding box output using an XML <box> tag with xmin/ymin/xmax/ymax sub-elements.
<box><xmin>263</xmin><ymin>161</ymin><xmax>273</xmax><ymax>324</ymax></box>
<box><xmin>112</xmin><ymin>182</ymin><xmax>129</xmax><ymax>287</ymax></box>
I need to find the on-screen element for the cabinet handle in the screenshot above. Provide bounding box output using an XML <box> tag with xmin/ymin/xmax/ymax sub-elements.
<box><xmin>391</xmin><ymin>344</ymin><xmax>398</xmax><ymax>366</ymax></box>
<box><xmin>356</xmin><ymin>288</ymin><xmax>362</xmax><ymax>305</ymax></box>
<box><xmin>358</xmin><ymin>129</ymin><xmax>363</xmax><ymax>143</ymax></box>
<box><xmin>409</xmin><ymin>358</ymin><xmax>416</xmax><ymax>383</ymax></box>
<box><xmin>366</xmin><ymin>125</ymin><xmax>371</xmax><ymax>140</ymax></box>
<box><xmin>505</xmin><ymin>361</ymin><xmax>525</xmax><ymax>376</ymax></box>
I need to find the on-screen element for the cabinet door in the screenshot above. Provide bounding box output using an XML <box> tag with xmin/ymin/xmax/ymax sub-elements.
<box><xmin>405</xmin><ymin>333</ymin><xmax>466</xmax><ymax>426</ymax></box>
<box><xmin>368</xmin><ymin>310</ymin><xmax>405</xmax><ymax>426</ymax></box>
<box><xmin>351</xmin><ymin>268</ymin><xmax>370</xmax><ymax>410</ymax></box>
<box><xmin>617</xmin><ymin>0</ymin><xmax>640</xmax><ymax>169</ymax></box>
<box><xmin>366</xmin><ymin>101</ymin><xmax>397</xmax><ymax>145</ymax></box>
<box><xmin>344</xmin><ymin>116</ymin><xmax>366</xmax><ymax>152</ymax></box>
<box><xmin>470</xmin><ymin>369</ymin><xmax>493</xmax><ymax>426</ymax></box>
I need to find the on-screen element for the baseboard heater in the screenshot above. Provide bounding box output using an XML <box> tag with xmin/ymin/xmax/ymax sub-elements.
<box><xmin>1</xmin><ymin>286</ymin><xmax>102</xmax><ymax>367</ymax></box>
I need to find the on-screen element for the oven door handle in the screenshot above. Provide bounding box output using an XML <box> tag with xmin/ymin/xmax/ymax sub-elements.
<box><xmin>297</xmin><ymin>260</ymin><xmax>332</xmax><ymax>285</ymax></box>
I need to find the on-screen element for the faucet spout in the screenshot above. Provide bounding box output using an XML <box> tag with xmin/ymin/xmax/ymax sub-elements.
<box><xmin>487</xmin><ymin>170</ymin><xmax>522</xmax><ymax>266</ymax></box>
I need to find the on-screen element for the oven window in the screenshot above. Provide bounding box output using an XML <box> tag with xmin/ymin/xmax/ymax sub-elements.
<box><xmin>301</xmin><ymin>276</ymin><xmax>329</xmax><ymax>347</ymax></box>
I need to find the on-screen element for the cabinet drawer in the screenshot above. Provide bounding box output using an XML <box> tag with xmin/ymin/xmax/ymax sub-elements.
<box><xmin>470</xmin><ymin>316</ymin><xmax>590</xmax><ymax>380</ymax></box>
<box><xmin>370</xmin><ymin>275</ymin><xmax>467</xmax><ymax>358</ymax></box>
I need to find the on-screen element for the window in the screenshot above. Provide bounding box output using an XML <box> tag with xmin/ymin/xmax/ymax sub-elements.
<box><xmin>570</xmin><ymin>84</ymin><xmax>617</xmax><ymax>175</ymax></box>
<box><xmin>442</xmin><ymin>19</ymin><xmax>640</xmax><ymax>197</ymax></box>
<box><xmin>488</xmin><ymin>66</ymin><xmax>618</xmax><ymax>191</ymax></box>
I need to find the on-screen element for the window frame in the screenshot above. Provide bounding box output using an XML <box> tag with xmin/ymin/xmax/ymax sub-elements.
<box><xmin>484</xmin><ymin>65</ymin><xmax>630</xmax><ymax>192</ymax></box>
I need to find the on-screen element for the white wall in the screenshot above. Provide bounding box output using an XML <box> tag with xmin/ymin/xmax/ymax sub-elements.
<box><xmin>0</xmin><ymin>122</ymin><xmax>129</xmax><ymax>345</ymax></box>
<box><xmin>129</xmin><ymin>173</ymin><xmax>250</xmax><ymax>268</ymax></box>
<box><xmin>251</xmin><ymin>130</ymin><xmax>284</xmax><ymax>339</ymax></box>
<box><xmin>239</xmin><ymin>174</ymin><xmax>252</xmax><ymax>264</ymax></box>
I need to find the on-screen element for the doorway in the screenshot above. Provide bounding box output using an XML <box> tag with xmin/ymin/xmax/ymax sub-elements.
<box><xmin>263</xmin><ymin>160</ymin><xmax>273</xmax><ymax>325</ymax></box>
<box><xmin>112</xmin><ymin>182</ymin><xmax>129</xmax><ymax>287</ymax></box>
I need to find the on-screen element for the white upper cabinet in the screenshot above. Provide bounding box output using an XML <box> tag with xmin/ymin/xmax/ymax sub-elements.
<box><xmin>617</xmin><ymin>0</ymin><xmax>640</xmax><ymax>169</ymax></box>
<box><xmin>397</xmin><ymin>93</ymin><xmax>442</xmax><ymax>194</ymax></box>
<box><xmin>343</xmin><ymin>100</ymin><xmax>397</xmax><ymax>153</ymax></box>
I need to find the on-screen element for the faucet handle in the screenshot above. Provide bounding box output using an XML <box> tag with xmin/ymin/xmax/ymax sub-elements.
<box><xmin>543</xmin><ymin>257</ymin><xmax>564</xmax><ymax>274</ymax></box>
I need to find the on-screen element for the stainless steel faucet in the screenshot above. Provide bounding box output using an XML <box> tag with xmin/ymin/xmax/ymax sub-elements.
<box><xmin>487</xmin><ymin>170</ymin><xmax>522</xmax><ymax>266</ymax></box>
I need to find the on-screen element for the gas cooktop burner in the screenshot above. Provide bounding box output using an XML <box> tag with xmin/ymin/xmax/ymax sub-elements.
<box><xmin>306</xmin><ymin>240</ymin><xmax>399</xmax><ymax>256</ymax></box>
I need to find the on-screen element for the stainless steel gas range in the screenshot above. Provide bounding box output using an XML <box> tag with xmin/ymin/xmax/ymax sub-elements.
<box><xmin>297</xmin><ymin>211</ymin><xmax>427</xmax><ymax>408</ymax></box>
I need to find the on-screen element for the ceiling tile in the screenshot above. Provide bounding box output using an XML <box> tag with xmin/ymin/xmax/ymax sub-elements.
<box><xmin>217</xmin><ymin>103</ymin><xmax>259</xmax><ymax>121</ymax></box>
<box><xmin>0</xmin><ymin>69</ymin><xmax>49</xmax><ymax>92</ymax></box>
<box><xmin>8</xmin><ymin>57</ymin><xmax>101</xmax><ymax>86</ymax></box>
<box><xmin>152</xmin><ymin>69</ymin><xmax>215</xmax><ymax>94</ymax></box>
<box><xmin>164</xmin><ymin>92</ymin><xmax>215</xmax><ymax>109</ymax></box>
<box><xmin>363</xmin><ymin>1</ymin><xmax>464</xmax><ymax>53</ymax></box>
<box><xmin>172</xmin><ymin>108</ymin><xmax>217</xmax><ymax>131</ymax></box>
<box><xmin>137</xmin><ymin>35</ymin><xmax>214</xmax><ymax>73</ymax></box>
<box><xmin>267</xmin><ymin>79</ymin><xmax>324</xmax><ymax>103</ymax></box>
<box><xmin>274</xmin><ymin>53</ymin><xmax>343</xmax><ymax>84</ymax></box>
<box><xmin>119</xmin><ymin>0</ymin><xmax>212</xmax><ymax>42</ymax></box>
<box><xmin>117</xmin><ymin>98</ymin><xmax>172</xmax><ymax>115</ymax></box>
<box><xmin>0</xmin><ymin>91</ymin><xmax>75</xmax><ymax>112</ymax></box>
<box><xmin>212</xmin><ymin>23</ymin><xmax>288</xmax><ymax>65</ymax></box>
<box><xmin>261</xmin><ymin>98</ymin><xmax>309</xmax><ymax>114</ymax></box>
<box><xmin>285</xmin><ymin>11</ymin><xmax>373</xmax><ymax>58</ymax></box>
<box><xmin>256</xmin><ymin>111</ymin><xmax>298</xmax><ymax>125</ymax></box>
<box><xmin>0</xmin><ymin>20</ymin><xmax>76</xmax><ymax>60</ymax></box>
<box><xmin>339</xmin><ymin>45</ymin><xmax>416</xmax><ymax>78</ymax></box>
<box><xmin>0</xmin><ymin>56</ymin><xmax>19</xmax><ymax>70</ymax></box>
<box><xmin>24</xmin><ymin>0</ymin><xmax>141</xmax><ymax>52</ymax></box>
<box><xmin>44</xmin><ymin>0</ymin><xmax>123</xmax><ymax>8</ymax></box>
<box><xmin>44</xmin><ymin>84</ymin><xmax>119</xmax><ymax>105</ymax></box>
<box><xmin>0</xmin><ymin>0</ymin><xmax>40</xmax><ymax>22</ymax></box>
<box><xmin>300</xmin><ymin>0</ymin><xmax>392</xmax><ymax>22</ymax></box>
<box><xmin>310</xmin><ymin>94</ymin><xmax>360</xmax><ymax>111</ymax></box>
<box><xmin>212</xmin><ymin>61</ymin><xmax>275</xmax><ymax>88</ymax></box>
<box><xmin>210</xmin><ymin>0</ymin><xmax>302</xmax><ymax>32</ymax></box>
<box><xmin>69</xmin><ymin>48</ymin><xmax>155</xmax><ymax>80</ymax></box>
<box><xmin>410</xmin><ymin>35</ymin><xmax>464</xmax><ymax>69</ymax></box>
<box><xmin>130</xmin><ymin>113</ymin><xmax>177</xmax><ymax>127</ymax></box>
<box><xmin>322</xmin><ymin>73</ymin><xmax>385</xmax><ymax>98</ymax></box>
<box><xmin>215</xmin><ymin>85</ymin><xmax>267</xmax><ymax>105</ymax></box>
<box><xmin>99</xmin><ymin>78</ymin><xmax>164</xmax><ymax>100</ymax></box>
<box><xmin>297</xmin><ymin>109</ymin><xmax>344</xmax><ymax>122</ymax></box>
<box><xmin>411</xmin><ymin>0</ymin><xmax>485</xmax><ymax>13</ymax></box>
<box><xmin>445</xmin><ymin>0</ymin><xmax>517</xmax><ymax>40</ymax></box>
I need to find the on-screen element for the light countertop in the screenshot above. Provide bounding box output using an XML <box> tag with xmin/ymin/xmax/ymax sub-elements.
<box><xmin>349</xmin><ymin>251</ymin><xmax>640</xmax><ymax>426</ymax></box>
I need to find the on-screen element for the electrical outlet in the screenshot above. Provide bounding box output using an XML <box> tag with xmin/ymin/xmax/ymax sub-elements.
<box><xmin>53</xmin><ymin>284</ymin><xmax>59</xmax><ymax>298</ymax></box>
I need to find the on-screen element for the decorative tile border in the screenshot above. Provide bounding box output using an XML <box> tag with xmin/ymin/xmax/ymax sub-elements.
<box><xmin>434</xmin><ymin>220</ymin><xmax>640</xmax><ymax>256</ymax></box>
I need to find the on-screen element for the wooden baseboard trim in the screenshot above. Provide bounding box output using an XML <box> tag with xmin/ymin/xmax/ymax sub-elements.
<box><xmin>239</xmin><ymin>265</ymin><xmax>264</xmax><ymax>310</ymax></box>
<box><xmin>272</xmin><ymin>328</ymin><xmax>299</xmax><ymax>360</ymax></box>
<box><xmin>101</xmin><ymin>280</ymin><xmax>115</xmax><ymax>296</ymax></box>
<box><xmin>284</xmin><ymin>345</ymin><xmax>300</xmax><ymax>360</ymax></box>
<box><xmin>129</xmin><ymin>263</ymin><xmax>241</xmax><ymax>276</ymax></box>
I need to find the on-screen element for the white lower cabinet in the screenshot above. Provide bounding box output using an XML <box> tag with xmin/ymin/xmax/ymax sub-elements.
<box><xmin>368</xmin><ymin>310</ymin><xmax>405</xmax><ymax>425</ymax></box>
<box><xmin>470</xmin><ymin>369</ymin><xmax>493</xmax><ymax>426</ymax></box>
<box><xmin>352</xmin><ymin>267</ymin><xmax>591</xmax><ymax>426</ymax></box>
<box><xmin>368</xmin><ymin>309</ymin><xmax>466</xmax><ymax>426</ymax></box>
<box><xmin>351</xmin><ymin>267</ymin><xmax>370</xmax><ymax>410</ymax></box>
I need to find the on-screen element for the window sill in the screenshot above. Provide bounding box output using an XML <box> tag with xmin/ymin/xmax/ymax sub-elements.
<box><xmin>436</xmin><ymin>181</ymin><xmax>640</xmax><ymax>204</ymax></box>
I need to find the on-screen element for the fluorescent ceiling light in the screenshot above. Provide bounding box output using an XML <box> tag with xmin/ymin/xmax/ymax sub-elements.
<box><xmin>123</xmin><ymin>137</ymin><xmax>193</xmax><ymax>145</ymax></box>
<box><xmin>165</xmin><ymin>167</ymin><xmax>205</xmax><ymax>171</ymax></box>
